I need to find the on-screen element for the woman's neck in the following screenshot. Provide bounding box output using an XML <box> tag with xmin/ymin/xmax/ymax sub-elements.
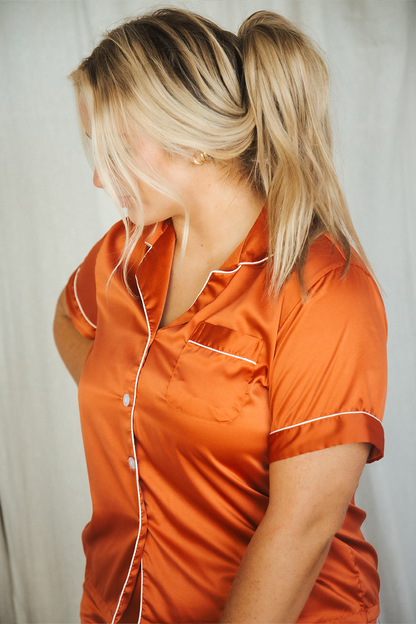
<box><xmin>171</xmin><ymin>172</ymin><xmax>265</xmax><ymax>268</ymax></box>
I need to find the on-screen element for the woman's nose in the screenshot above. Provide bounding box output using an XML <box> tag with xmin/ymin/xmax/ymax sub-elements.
<box><xmin>93</xmin><ymin>168</ymin><xmax>103</xmax><ymax>188</ymax></box>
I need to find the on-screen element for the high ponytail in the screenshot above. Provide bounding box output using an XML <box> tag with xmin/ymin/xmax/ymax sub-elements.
<box><xmin>239</xmin><ymin>11</ymin><xmax>372</xmax><ymax>296</ymax></box>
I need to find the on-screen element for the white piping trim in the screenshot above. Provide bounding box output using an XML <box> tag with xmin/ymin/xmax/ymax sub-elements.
<box><xmin>269</xmin><ymin>411</ymin><xmax>381</xmax><ymax>436</ymax></box>
<box><xmin>111</xmin><ymin>277</ymin><xmax>151</xmax><ymax>624</ymax></box>
<box><xmin>138</xmin><ymin>241</ymin><xmax>153</xmax><ymax>267</ymax></box>
<box><xmin>188</xmin><ymin>256</ymin><xmax>268</xmax><ymax>309</ymax></box>
<box><xmin>73</xmin><ymin>267</ymin><xmax>97</xmax><ymax>329</ymax></box>
<box><xmin>188</xmin><ymin>340</ymin><xmax>257</xmax><ymax>365</ymax></box>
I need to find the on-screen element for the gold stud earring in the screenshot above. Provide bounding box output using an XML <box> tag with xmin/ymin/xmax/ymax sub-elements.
<box><xmin>192</xmin><ymin>152</ymin><xmax>208</xmax><ymax>165</ymax></box>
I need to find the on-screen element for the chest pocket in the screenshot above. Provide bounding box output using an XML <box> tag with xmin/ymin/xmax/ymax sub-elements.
<box><xmin>166</xmin><ymin>321</ymin><xmax>262</xmax><ymax>423</ymax></box>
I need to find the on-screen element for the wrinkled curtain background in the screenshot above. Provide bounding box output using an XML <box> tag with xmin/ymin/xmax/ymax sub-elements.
<box><xmin>0</xmin><ymin>0</ymin><xmax>415</xmax><ymax>622</ymax></box>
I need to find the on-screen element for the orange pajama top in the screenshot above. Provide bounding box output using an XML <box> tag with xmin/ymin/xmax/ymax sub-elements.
<box><xmin>66</xmin><ymin>209</ymin><xmax>387</xmax><ymax>624</ymax></box>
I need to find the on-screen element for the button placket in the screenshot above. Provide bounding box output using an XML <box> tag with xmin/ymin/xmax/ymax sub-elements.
<box><xmin>122</xmin><ymin>394</ymin><xmax>135</xmax><ymax>470</ymax></box>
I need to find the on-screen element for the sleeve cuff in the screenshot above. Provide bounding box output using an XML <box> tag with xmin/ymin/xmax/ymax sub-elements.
<box><xmin>268</xmin><ymin>411</ymin><xmax>384</xmax><ymax>464</ymax></box>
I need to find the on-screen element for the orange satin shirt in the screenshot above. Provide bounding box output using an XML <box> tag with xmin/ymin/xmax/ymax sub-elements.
<box><xmin>66</xmin><ymin>210</ymin><xmax>387</xmax><ymax>624</ymax></box>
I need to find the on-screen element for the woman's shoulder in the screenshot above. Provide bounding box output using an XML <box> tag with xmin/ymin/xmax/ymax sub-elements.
<box><xmin>304</xmin><ymin>233</ymin><xmax>370</xmax><ymax>285</ymax></box>
<box><xmin>279</xmin><ymin>234</ymin><xmax>386</xmax><ymax>331</ymax></box>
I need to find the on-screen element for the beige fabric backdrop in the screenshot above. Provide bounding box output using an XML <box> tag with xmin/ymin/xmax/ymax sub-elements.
<box><xmin>0</xmin><ymin>1</ymin><xmax>415</xmax><ymax>622</ymax></box>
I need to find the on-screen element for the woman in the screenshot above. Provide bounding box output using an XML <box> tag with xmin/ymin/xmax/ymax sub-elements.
<box><xmin>54</xmin><ymin>8</ymin><xmax>387</xmax><ymax>624</ymax></box>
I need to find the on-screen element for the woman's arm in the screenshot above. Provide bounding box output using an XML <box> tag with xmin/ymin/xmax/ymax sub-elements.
<box><xmin>219</xmin><ymin>442</ymin><xmax>371</xmax><ymax>624</ymax></box>
<box><xmin>53</xmin><ymin>289</ymin><xmax>94</xmax><ymax>385</ymax></box>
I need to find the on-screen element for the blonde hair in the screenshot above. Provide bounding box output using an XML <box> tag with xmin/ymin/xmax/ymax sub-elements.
<box><xmin>70</xmin><ymin>8</ymin><xmax>372</xmax><ymax>296</ymax></box>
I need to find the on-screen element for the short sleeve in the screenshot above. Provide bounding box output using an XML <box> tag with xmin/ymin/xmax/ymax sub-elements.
<box><xmin>65</xmin><ymin>236</ymin><xmax>106</xmax><ymax>340</ymax></box>
<box><xmin>268</xmin><ymin>264</ymin><xmax>387</xmax><ymax>464</ymax></box>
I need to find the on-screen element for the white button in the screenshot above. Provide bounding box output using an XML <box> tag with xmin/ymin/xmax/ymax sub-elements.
<box><xmin>128</xmin><ymin>457</ymin><xmax>136</xmax><ymax>470</ymax></box>
<box><xmin>122</xmin><ymin>393</ymin><xmax>130</xmax><ymax>407</ymax></box>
